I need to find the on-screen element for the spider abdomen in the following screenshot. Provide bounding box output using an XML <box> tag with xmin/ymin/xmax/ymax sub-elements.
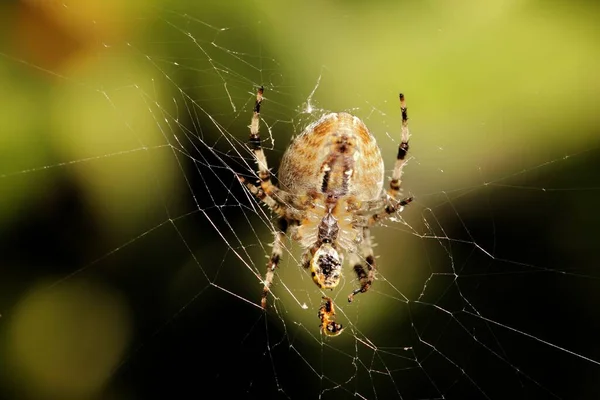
<box><xmin>278</xmin><ymin>113</ymin><xmax>384</xmax><ymax>200</ymax></box>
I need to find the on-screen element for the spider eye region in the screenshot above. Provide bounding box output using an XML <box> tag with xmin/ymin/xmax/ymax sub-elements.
<box><xmin>310</xmin><ymin>244</ymin><xmax>342</xmax><ymax>289</ymax></box>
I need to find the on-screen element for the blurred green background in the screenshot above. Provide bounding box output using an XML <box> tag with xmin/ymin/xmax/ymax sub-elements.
<box><xmin>1</xmin><ymin>0</ymin><xmax>599</xmax><ymax>399</ymax></box>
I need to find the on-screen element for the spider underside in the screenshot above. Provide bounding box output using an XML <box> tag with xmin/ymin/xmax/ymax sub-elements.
<box><xmin>241</xmin><ymin>87</ymin><xmax>412</xmax><ymax>333</ymax></box>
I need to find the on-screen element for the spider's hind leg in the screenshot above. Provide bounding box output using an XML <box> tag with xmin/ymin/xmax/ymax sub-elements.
<box><xmin>261</xmin><ymin>218</ymin><xmax>288</xmax><ymax>309</ymax></box>
<box><xmin>347</xmin><ymin>227</ymin><xmax>376</xmax><ymax>303</ymax></box>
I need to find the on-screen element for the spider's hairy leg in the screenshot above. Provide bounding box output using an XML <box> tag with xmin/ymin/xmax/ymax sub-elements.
<box><xmin>368</xmin><ymin>196</ymin><xmax>413</xmax><ymax>226</ymax></box>
<box><xmin>261</xmin><ymin>218</ymin><xmax>288</xmax><ymax>309</ymax></box>
<box><xmin>363</xmin><ymin>92</ymin><xmax>413</xmax><ymax>225</ymax></box>
<box><xmin>238</xmin><ymin>176</ymin><xmax>305</xmax><ymax>221</ymax></box>
<box><xmin>239</xmin><ymin>176</ymin><xmax>283</xmax><ymax>216</ymax></box>
<box><xmin>388</xmin><ymin>93</ymin><xmax>410</xmax><ymax>199</ymax></box>
<box><xmin>353</xmin><ymin>195</ymin><xmax>412</xmax><ymax>225</ymax></box>
<box><xmin>248</xmin><ymin>86</ymin><xmax>277</xmax><ymax>196</ymax></box>
<box><xmin>301</xmin><ymin>246</ymin><xmax>317</xmax><ymax>270</ymax></box>
<box><xmin>348</xmin><ymin>227</ymin><xmax>376</xmax><ymax>302</ymax></box>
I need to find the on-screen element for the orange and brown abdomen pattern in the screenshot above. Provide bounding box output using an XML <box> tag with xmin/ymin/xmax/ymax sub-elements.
<box><xmin>278</xmin><ymin>113</ymin><xmax>384</xmax><ymax>201</ymax></box>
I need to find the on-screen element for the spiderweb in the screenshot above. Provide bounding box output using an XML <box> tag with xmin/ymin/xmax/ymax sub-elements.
<box><xmin>2</xmin><ymin>1</ymin><xmax>600</xmax><ymax>399</ymax></box>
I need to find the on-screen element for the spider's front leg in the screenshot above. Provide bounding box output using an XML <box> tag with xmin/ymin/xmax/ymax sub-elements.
<box><xmin>366</xmin><ymin>92</ymin><xmax>414</xmax><ymax>226</ymax></box>
<box><xmin>243</xmin><ymin>86</ymin><xmax>304</xmax><ymax>308</ymax></box>
<box><xmin>242</xmin><ymin>85</ymin><xmax>306</xmax><ymax>217</ymax></box>
<box><xmin>388</xmin><ymin>93</ymin><xmax>410</xmax><ymax>200</ymax></box>
<box><xmin>245</xmin><ymin>85</ymin><xmax>286</xmax><ymax>309</ymax></box>
<box><xmin>248</xmin><ymin>86</ymin><xmax>278</xmax><ymax>197</ymax></box>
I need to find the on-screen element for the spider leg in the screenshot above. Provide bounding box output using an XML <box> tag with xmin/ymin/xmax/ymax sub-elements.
<box><xmin>388</xmin><ymin>93</ymin><xmax>410</xmax><ymax>199</ymax></box>
<box><xmin>239</xmin><ymin>176</ymin><xmax>304</xmax><ymax>221</ymax></box>
<box><xmin>261</xmin><ymin>218</ymin><xmax>288</xmax><ymax>309</ymax></box>
<box><xmin>368</xmin><ymin>196</ymin><xmax>413</xmax><ymax>226</ymax></box>
<box><xmin>347</xmin><ymin>227</ymin><xmax>376</xmax><ymax>302</ymax></box>
<box><xmin>300</xmin><ymin>242</ymin><xmax>320</xmax><ymax>270</ymax></box>
<box><xmin>244</xmin><ymin>87</ymin><xmax>308</xmax><ymax>215</ymax></box>
<box><xmin>359</xmin><ymin>93</ymin><xmax>413</xmax><ymax>226</ymax></box>
<box><xmin>248</xmin><ymin>86</ymin><xmax>278</xmax><ymax>197</ymax></box>
<box><xmin>346</xmin><ymin>94</ymin><xmax>413</xmax><ymax>301</ymax></box>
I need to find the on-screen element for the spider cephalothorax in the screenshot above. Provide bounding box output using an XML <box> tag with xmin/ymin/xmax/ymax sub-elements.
<box><xmin>240</xmin><ymin>87</ymin><xmax>413</xmax><ymax>334</ymax></box>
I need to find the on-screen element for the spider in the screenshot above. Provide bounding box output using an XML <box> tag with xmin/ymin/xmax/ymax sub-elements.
<box><xmin>240</xmin><ymin>87</ymin><xmax>412</xmax><ymax>314</ymax></box>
